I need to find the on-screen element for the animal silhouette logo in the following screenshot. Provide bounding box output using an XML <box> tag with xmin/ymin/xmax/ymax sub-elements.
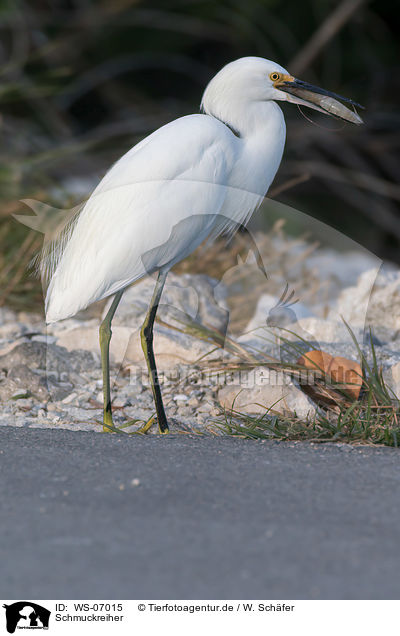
<box><xmin>266</xmin><ymin>283</ymin><xmax>299</xmax><ymax>328</ymax></box>
<box><xmin>13</xmin><ymin>196</ymin><xmax>379</xmax><ymax>396</ymax></box>
<box><xmin>266</xmin><ymin>283</ymin><xmax>320</xmax><ymax>363</ymax></box>
<box><xmin>3</xmin><ymin>602</ymin><xmax>51</xmax><ymax>633</ymax></box>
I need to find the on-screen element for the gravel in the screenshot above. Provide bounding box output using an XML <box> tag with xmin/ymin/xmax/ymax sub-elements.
<box><xmin>1</xmin><ymin>248</ymin><xmax>400</xmax><ymax>433</ymax></box>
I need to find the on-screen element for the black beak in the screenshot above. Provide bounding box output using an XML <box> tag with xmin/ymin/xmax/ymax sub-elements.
<box><xmin>278</xmin><ymin>78</ymin><xmax>364</xmax><ymax>125</ymax></box>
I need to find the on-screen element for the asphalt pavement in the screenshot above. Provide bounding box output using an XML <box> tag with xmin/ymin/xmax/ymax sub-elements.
<box><xmin>0</xmin><ymin>426</ymin><xmax>399</xmax><ymax>599</ymax></box>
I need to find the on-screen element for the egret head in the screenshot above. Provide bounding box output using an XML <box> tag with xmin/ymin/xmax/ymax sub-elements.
<box><xmin>201</xmin><ymin>57</ymin><xmax>363</xmax><ymax>128</ymax></box>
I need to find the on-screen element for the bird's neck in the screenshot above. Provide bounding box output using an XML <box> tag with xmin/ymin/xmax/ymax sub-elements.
<box><xmin>224</xmin><ymin>101</ymin><xmax>286</xmax><ymax>197</ymax></box>
<box><xmin>205</xmin><ymin>99</ymin><xmax>285</xmax><ymax>140</ymax></box>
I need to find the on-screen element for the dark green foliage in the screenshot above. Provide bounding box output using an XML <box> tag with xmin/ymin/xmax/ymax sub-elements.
<box><xmin>0</xmin><ymin>0</ymin><xmax>398</xmax><ymax>307</ymax></box>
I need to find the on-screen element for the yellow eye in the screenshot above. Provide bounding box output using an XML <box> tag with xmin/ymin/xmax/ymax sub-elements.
<box><xmin>270</xmin><ymin>72</ymin><xmax>281</xmax><ymax>82</ymax></box>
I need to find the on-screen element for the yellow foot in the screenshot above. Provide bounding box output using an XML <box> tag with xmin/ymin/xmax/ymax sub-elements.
<box><xmin>97</xmin><ymin>415</ymin><xmax>169</xmax><ymax>435</ymax></box>
<box><xmin>126</xmin><ymin>415</ymin><xmax>157</xmax><ymax>435</ymax></box>
<box><xmin>95</xmin><ymin>421</ymin><xmax>129</xmax><ymax>434</ymax></box>
<box><xmin>100</xmin><ymin>412</ymin><xmax>126</xmax><ymax>434</ymax></box>
<box><xmin>125</xmin><ymin>415</ymin><xmax>169</xmax><ymax>435</ymax></box>
<box><xmin>102</xmin><ymin>422</ymin><xmax>124</xmax><ymax>434</ymax></box>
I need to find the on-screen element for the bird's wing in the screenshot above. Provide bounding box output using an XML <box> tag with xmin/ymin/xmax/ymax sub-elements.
<box><xmin>45</xmin><ymin>114</ymin><xmax>239</xmax><ymax>321</ymax></box>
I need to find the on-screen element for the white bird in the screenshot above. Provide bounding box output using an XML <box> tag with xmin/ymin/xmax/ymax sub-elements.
<box><xmin>42</xmin><ymin>56</ymin><xmax>363</xmax><ymax>434</ymax></box>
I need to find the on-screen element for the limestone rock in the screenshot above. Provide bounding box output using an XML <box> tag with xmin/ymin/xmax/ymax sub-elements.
<box><xmin>0</xmin><ymin>341</ymin><xmax>94</xmax><ymax>402</ymax></box>
<box><xmin>306</xmin><ymin>248</ymin><xmax>378</xmax><ymax>288</ymax></box>
<box><xmin>218</xmin><ymin>368</ymin><xmax>317</xmax><ymax>419</ymax></box>
<box><xmin>0</xmin><ymin>341</ymin><xmax>48</xmax><ymax>370</ymax></box>
<box><xmin>0</xmin><ymin>364</ymin><xmax>70</xmax><ymax>402</ymax></box>
<box><xmin>330</xmin><ymin>267</ymin><xmax>400</xmax><ymax>343</ymax></box>
<box><xmin>52</xmin><ymin>273</ymin><xmax>229</xmax><ymax>370</ymax></box>
<box><xmin>0</xmin><ymin>341</ymin><xmax>94</xmax><ymax>376</ymax></box>
<box><xmin>246</xmin><ymin>293</ymin><xmax>312</xmax><ymax>331</ymax></box>
<box><xmin>383</xmin><ymin>362</ymin><xmax>400</xmax><ymax>401</ymax></box>
<box><xmin>0</xmin><ymin>306</ymin><xmax>18</xmax><ymax>326</ymax></box>
<box><xmin>285</xmin><ymin>318</ymin><xmax>361</xmax><ymax>344</ymax></box>
<box><xmin>106</xmin><ymin>272</ymin><xmax>228</xmax><ymax>333</ymax></box>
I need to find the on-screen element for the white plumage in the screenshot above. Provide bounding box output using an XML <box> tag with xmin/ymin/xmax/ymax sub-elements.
<box><xmin>44</xmin><ymin>56</ymin><xmax>362</xmax><ymax>324</ymax></box>
<box><xmin>45</xmin><ymin>58</ymin><xmax>289</xmax><ymax>322</ymax></box>
<box><xmin>40</xmin><ymin>55</ymin><xmax>362</xmax><ymax>433</ymax></box>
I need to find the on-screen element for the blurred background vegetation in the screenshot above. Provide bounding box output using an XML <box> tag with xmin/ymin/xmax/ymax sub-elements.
<box><xmin>0</xmin><ymin>0</ymin><xmax>398</xmax><ymax>311</ymax></box>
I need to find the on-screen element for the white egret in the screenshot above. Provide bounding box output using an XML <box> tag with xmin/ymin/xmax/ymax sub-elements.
<box><xmin>42</xmin><ymin>56</ymin><xmax>363</xmax><ymax>433</ymax></box>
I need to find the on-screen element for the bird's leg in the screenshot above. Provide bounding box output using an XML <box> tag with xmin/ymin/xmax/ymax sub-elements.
<box><xmin>140</xmin><ymin>270</ymin><xmax>169</xmax><ymax>434</ymax></box>
<box><xmin>99</xmin><ymin>290</ymin><xmax>123</xmax><ymax>432</ymax></box>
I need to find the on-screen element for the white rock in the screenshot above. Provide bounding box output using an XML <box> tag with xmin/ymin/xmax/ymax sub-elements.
<box><xmin>238</xmin><ymin>293</ymin><xmax>314</xmax><ymax>354</ymax></box>
<box><xmin>0</xmin><ymin>322</ymin><xmax>27</xmax><ymax>339</ymax></box>
<box><xmin>55</xmin><ymin>321</ymin><xmax>223</xmax><ymax>372</ymax></box>
<box><xmin>383</xmin><ymin>362</ymin><xmax>400</xmax><ymax>401</ymax></box>
<box><xmin>173</xmin><ymin>394</ymin><xmax>188</xmax><ymax>402</ymax></box>
<box><xmin>11</xmin><ymin>388</ymin><xmax>30</xmax><ymax>399</ymax></box>
<box><xmin>366</xmin><ymin>270</ymin><xmax>400</xmax><ymax>336</ymax></box>
<box><xmin>306</xmin><ymin>248</ymin><xmax>378</xmax><ymax>287</ymax></box>
<box><xmin>330</xmin><ymin>266</ymin><xmax>400</xmax><ymax>340</ymax></box>
<box><xmin>32</xmin><ymin>334</ymin><xmax>57</xmax><ymax>344</ymax></box>
<box><xmin>104</xmin><ymin>272</ymin><xmax>228</xmax><ymax>333</ymax></box>
<box><xmin>62</xmin><ymin>392</ymin><xmax>78</xmax><ymax>404</ymax></box>
<box><xmin>47</xmin><ymin>317</ymin><xmax>99</xmax><ymax>335</ymax></box>
<box><xmin>51</xmin><ymin>273</ymin><xmax>228</xmax><ymax>371</ymax></box>
<box><xmin>0</xmin><ymin>307</ymin><xmax>19</xmax><ymax>326</ymax></box>
<box><xmin>197</xmin><ymin>403</ymin><xmax>212</xmax><ymax>413</ymax></box>
<box><xmin>245</xmin><ymin>293</ymin><xmax>313</xmax><ymax>332</ymax></box>
<box><xmin>328</xmin><ymin>269</ymin><xmax>376</xmax><ymax>326</ymax></box>
<box><xmin>284</xmin><ymin>317</ymin><xmax>362</xmax><ymax>344</ymax></box>
<box><xmin>15</xmin><ymin>398</ymin><xmax>34</xmax><ymax>409</ymax></box>
<box><xmin>240</xmin><ymin>312</ymin><xmax>363</xmax><ymax>363</ymax></box>
<box><xmin>218</xmin><ymin>368</ymin><xmax>317</xmax><ymax>419</ymax></box>
<box><xmin>55</xmin><ymin>326</ymin><xmax>102</xmax><ymax>354</ymax></box>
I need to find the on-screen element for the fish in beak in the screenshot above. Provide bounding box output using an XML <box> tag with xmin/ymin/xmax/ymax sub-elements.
<box><xmin>276</xmin><ymin>76</ymin><xmax>364</xmax><ymax>125</ymax></box>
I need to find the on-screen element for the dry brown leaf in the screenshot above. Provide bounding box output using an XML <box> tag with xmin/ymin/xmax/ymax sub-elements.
<box><xmin>298</xmin><ymin>349</ymin><xmax>363</xmax><ymax>400</ymax></box>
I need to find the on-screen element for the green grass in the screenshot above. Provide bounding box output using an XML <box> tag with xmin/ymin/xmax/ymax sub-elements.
<box><xmin>0</xmin><ymin>0</ymin><xmax>399</xmax><ymax>311</ymax></box>
<box><xmin>168</xmin><ymin>315</ymin><xmax>400</xmax><ymax>447</ymax></box>
<box><xmin>214</xmin><ymin>397</ymin><xmax>399</xmax><ymax>447</ymax></box>
<box><xmin>0</xmin><ymin>216</ymin><xmax>44</xmax><ymax>312</ymax></box>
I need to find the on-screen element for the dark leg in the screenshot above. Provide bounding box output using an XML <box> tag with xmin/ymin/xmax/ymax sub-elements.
<box><xmin>140</xmin><ymin>269</ymin><xmax>169</xmax><ymax>433</ymax></box>
<box><xmin>99</xmin><ymin>290</ymin><xmax>123</xmax><ymax>432</ymax></box>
